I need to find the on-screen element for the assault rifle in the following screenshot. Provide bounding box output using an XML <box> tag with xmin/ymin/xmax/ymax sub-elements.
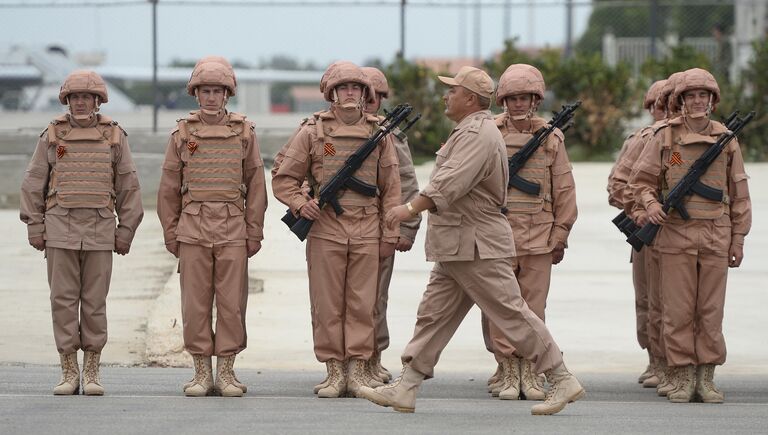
<box><xmin>612</xmin><ymin>111</ymin><xmax>741</xmax><ymax>240</ymax></box>
<box><xmin>507</xmin><ymin>101</ymin><xmax>581</xmax><ymax>195</ymax></box>
<box><xmin>280</xmin><ymin>104</ymin><xmax>420</xmax><ymax>241</ymax></box>
<box><xmin>626</xmin><ymin>111</ymin><xmax>754</xmax><ymax>251</ymax></box>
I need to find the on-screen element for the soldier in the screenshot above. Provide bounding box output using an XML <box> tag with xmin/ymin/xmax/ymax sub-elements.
<box><xmin>630</xmin><ymin>68</ymin><xmax>751</xmax><ymax>403</ymax></box>
<box><xmin>272</xmin><ymin>62</ymin><xmax>401</xmax><ymax>398</ymax></box>
<box><xmin>359</xmin><ymin>66</ymin><xmax>584</xmax><ymax>415</ymax></box>
<box><xmin>157</xmin><ymin>56</ymin><xmax>268</xmax><ymax>397</ymax></box>
<box><xmin>482</xmin><ymin>64</ymin><xmax>577</xmax><ymax>401</ymax></box>
<box><xmin>20</xmin><ymin>70</ymin><xmax>144</xmax><ymax>395</ymax></box>
<box><xmin>606</xmin><ymin>79</ymin><xmax>668</xmax><ymax>387</ymax></box>
<box><xmin>361</xmin><ymin>66</ymin><xmax>422</xmax><ymax>384</ymax></box>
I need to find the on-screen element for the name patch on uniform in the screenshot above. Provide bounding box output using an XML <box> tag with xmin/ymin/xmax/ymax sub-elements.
<box><xmin>324</xmin><ymin>143</ymin><xmax>336</xmax><ymax>156</ymax></box>
<box><xmin>56</xmin><ymin>145</ymin><xmax>66</xmax><ymax>159</ymax></box>
<box><xmin>669</xmin><ymin>151</ymin><xmax>683</xmax><ymax>166</ymax></box>
<box><xmin>187</xmin><ymin>141</ymin><xmax>198</xmax><ymax>155</ymax></box>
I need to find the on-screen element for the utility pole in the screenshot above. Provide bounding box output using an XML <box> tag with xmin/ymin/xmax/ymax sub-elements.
<box><xmin>399</xmin><ymin>0</ymin><xmax>406</xmax><ymax>59</ymax></box>
<box><xmin>474</xmin><ymin>0</ymin><xmax>481</xmax><ymax>65</ymax></box>
<box><xmin>564</xmin><ymin>0</ymin><xmax>573</xmax><ymax>59</ymax></box>
<box><xmin>503</xmin><ymin>0</ymin><xmax>511</xmax><ymax>42</ymax></box>
<box><xmin>150</xmin><ymin>0</ymin><xmax>158</xmax><ymax>133</ymax></box>
<box><xmin>649</xmin><ymin>0</ymin><xmax>659</xmax><ymax>60</ymax></box>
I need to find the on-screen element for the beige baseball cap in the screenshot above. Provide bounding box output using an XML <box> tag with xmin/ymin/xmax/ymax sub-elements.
<box><xmin>438</xmin><ymin>66</ymin><xmax>494</xmax><ymax>99</ymax></box>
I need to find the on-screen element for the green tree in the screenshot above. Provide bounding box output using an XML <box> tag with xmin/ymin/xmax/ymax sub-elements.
<box><xmin>384</xmin><ymin>58</ymin><xmax>452</xmax><ymax>157</ymax></box>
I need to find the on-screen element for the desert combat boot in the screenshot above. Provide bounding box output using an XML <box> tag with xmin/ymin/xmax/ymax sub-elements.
<box><xmin>215</xmin><ymin>355</ymin><xmax>244</xmax><ymax>397</ymax></box>
<box><xmin>53</xmin><ymin>352</ymin><xmax>80</xmax><ymax>395</ymax></box>
<box><xmin>695</xmin><ymin>364</ymin><xmax>724</xmax><ymax>403</ymax></box>
<box><xmin>531</xmin><ymin>362</ymin><xmax>585</xmax><ymax>415</ymax></box>
<box><xmin>667</xmin><ymin>364</ymin><xmax>696</xmax><ymax>403</ymax></box>
<box><xmin>359</xmin><ymin>365</ymin><xmax>425</xmax><ymax>413</ymax></box>
<box><xmin>317</xmin><ymin>359</ymin><xmax>346</xmax><ymax>398</ymax></box>
<box><xmin>520</xmin><ymin>359</ymin><xmax>546</xmax><ymax>401</ymax></box>
<box><xmin>184</xmin><ymin>355</ymin><xmax>214</xmax><ymax>397</ymax></box>
<box><xmin>498</xmin><ymin>356</ymin><xmax>522</xmax><ymax>400</ymax></box>
<box><xmin>82</xmin><ymin>351</ymin><xmax>105</xmax><ymax>396</ymax></box>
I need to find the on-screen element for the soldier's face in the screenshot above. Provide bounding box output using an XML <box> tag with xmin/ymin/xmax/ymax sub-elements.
<box><xmin>443</xmin><ymin>86</ymin><xmax>471</xmax><ymax>121</ymax></box>
<box><xmin>365</xmin><ymin>92</ymin><xmax>383</xmax><ymax>114</ymax></box>
<box><xmin>197</xmin><ymin>85</ymin><xmax>226</xmax><ymax>111</ymax></box>
<box><xmin>650</xmin><ymin>103</ymin><xmax>666</xmax><ymax>121</ymax></box>
<box><xmin>68</xmin><ymin>92</ymin><xmax>96</xmax><ymax>116</ymax></box>
<box><xmin>505</xmin><ymin>94</ymin><xmax>533</xmax><ymax>116</ymax></box>
<box><xmin>335</xmin><ymin>82</ymin><xmax>364</xmax><ymax>105</ymax></box>
<box><xmin>682</xmin><ymin>89</ymin><xmax>711</xmax><ymax>115</ymax></box>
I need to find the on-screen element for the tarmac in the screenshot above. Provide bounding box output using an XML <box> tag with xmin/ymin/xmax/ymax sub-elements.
<box><xmin>1</xmin><ymin>162</ymin><xmax>766</xmax><ymax>434</ymax></box>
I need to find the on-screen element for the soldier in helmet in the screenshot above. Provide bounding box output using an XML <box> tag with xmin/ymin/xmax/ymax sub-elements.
<box><xmin>607</xmin><ymin>79</ymin><xmax>668</xmax><ymax>387</ymax></box>
<box><xmin>272</xmin><ymin>61</ymin><xmax>401</xmax><ymax>398</ymax></box>
<box><xmin>482</xmin><ymin>64</ymin><xmax>577</xmax><ymax>401</ymax></box>
<box><xmin>157</xmin><ymin>56</ymin><xmax>268</xmax><ymax>397</ymax></box>
<box><xmin>20</xmin><ymin>70</ymin><xmax>144</xmax><ymax>396</ymax></box>
<box><xmin>361</xmin><ymin>66</ymin><xmax>422</xmax><ymax>385</ymax></box>
<box><xmin>359</xmin><ymin>66</ymin><xmax>584</xmax><ymax>416</ymax></box>
<box><xmin>630</xmin><ymin>68</ymin><xmax>752</xmax><ymax>403</ymax></box>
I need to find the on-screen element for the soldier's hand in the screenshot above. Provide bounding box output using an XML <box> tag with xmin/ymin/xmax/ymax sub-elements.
<box><xmin>385</xmin><ymin>205</ymin><xmax>410</xmax><ymax>231</ymax></box>
<box><xmin>299</xmin><ymin>199</ymin><xmax>321</xmax><ymax>220</ymax></box>
<box><xmin>380</xmin><ymin>241</ymin><xmax>396</xmax><ymax>258</ymax></box>
<box><xmin>396</xmin><ymin>237</ymin><xmax>413</xmax><ymax>252</ymax></box>
<box><xmin>636</xmin><ymin>212</ymin><xmax>650</xmax><ymax>227</ymax></box>
<box><xmin>729</xmin><ymin>244</ymin><xmax>744</xmax><ymax>268</ymax></box>
<box><xmin>646</xmin><ymin>203</ymin><xmax>667</xmax><ymax>225</ymax></box>
<box><xmin>551</xmin><ymin>242</ymin><xmax>566</xmax><ymax>265</ymax></box>
<box><xmin>247</xmin><ymin>240</ymin><xmax>262</xmax><ymax>257</ymax></box>
<box><xmin>114</xmin><ymin>238</ymin><xmax>131</xmax><ymax>255</ymax></box>
<box><xmin>166</xmin><ymin>241</ymin><xmax>180</xmax><ymax>258</ymax></box>
<box><xmin>29</xmin><ymin>236</ymin><xmax>45</xmax><ymax>251</ymax></box>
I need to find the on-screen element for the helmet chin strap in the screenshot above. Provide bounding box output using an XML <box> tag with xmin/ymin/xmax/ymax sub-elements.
<box><xmin>67</xmin><ymin>96</ymin><xmax>98</xmax><ymax>121</ymax></box>
<box><xmin>333</xmin><ymin>88</ymin><xmax>363</xmax><ymax>110</ymax></box>
<box><xmin>507</xmin><ymin>95</ymin><xmax>537</xmax><ymax>121</ymax></box>
<box><xmin>681</xmin><ymin>93</ymin><xmax>712</xmax><ymax>120</ymax></box>
<box><xmin>196</xmin><ymin>88</ymin><xmax>228</xmax><ymax>116</ymax></box>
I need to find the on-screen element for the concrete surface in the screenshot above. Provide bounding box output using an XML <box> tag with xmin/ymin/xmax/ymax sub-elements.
<box><xmin>0</xmin><ymin>162</ymin><xmax>766</xmax><ymax>433</ymax></box>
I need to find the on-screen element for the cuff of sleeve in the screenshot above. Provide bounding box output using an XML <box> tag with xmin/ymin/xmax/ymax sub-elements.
<box><xmin>381</xmin><ymin>236</ymin><xmax>399</xmax><ymax>244</ymax></box>
<box><xmin>731</xmin><ymin>233</ymin><xmax>745</xmax><ymax>246</ymax></box>
<box><xmin>549</xmin><ymin>227</ymin><xmax>569</xmax><ymax>247</ymax></box>
<box><xmin>27</xmin><ymin>223</ymin><xmax>45</xmax><ymax>238</ymax></box>
<box><xmin>116</xmin><ymin>227</ymin><xmax>135</xmax><ymax>245</ymax></box>
<box><xmin>247</xmin><ymin>231</ymin><xmax>264</xmax><ymax>242</ymax></box>
<box><xmin>399</xmin><ymin>226</ymin><xmax>417</xmax><ymax>242</ymax></box>
<box><xmin>420</xmin><ymin>187</ymin><xmax>448</xmax><ymax>215</ymax></box>
<box><xmin>163</xmin><ymin>230</ymin><xmax>177</xmax><ymax>245</ymax></box>
<box><xmin>289</xmin><ymin>197</ymin><xmax>310</xmax><ymax>215</ymax></box>
<box><xmin>642</xmin><ymin>194</ymin><xmax>659</xmax><ymax>210</ymax></box>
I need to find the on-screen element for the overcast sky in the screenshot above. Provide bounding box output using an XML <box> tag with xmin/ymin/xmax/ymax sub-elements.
<box><xmin>1</xmin><ymin>1</ymin><xmax>592</xmax><ymax>69</ymax></box>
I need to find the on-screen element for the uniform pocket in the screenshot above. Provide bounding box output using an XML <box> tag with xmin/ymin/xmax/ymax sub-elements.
<box><xmin>95</xmin><ymin>207</ymin><xmax>117</xmax><ymax>243</ymax></box>
<box><xmin>710</xmin><ymin>215</ymin><xmax>732</xmax><ymax>253</ymax></box>
<box><xmin>226</xmin><ymin>202</ymin><xmax>247</xmax><ymax>241</ymax></box>
<box><xmin>529</xmin><ymin>211</ymin><xmax>554</xmax><ymax>249</ymax></box>
<box><xmin>426</xmin><ymin>212</ymin><xmax>462</xmax><ymax>255</ymax></box>
<box><xmin>44</xmin><ymin>205</ymin><xmax>69</xmax><ymax>241</ymax></box>
<box><xmin>361</xmin><ymin>205</ymin><xmax>381</xmax><ymax>239</ymax></box>
<box><xmin>176</xmin><ymin>202</ymin><xmax>201</xmax><ymax>239</ymax></box>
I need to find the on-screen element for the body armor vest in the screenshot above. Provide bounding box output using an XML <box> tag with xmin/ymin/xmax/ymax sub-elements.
<box><xmin>178</xmin><ymin>112</ymin><xmax>248</xmax><ymax>203</ymax></box>
<box><xmin>498</xmin><ymin>115</ymin><xmax>553</xmax><ymax>214</ymax></box>
<box><xmin>663</xmin><ymin>121</ymin><xmax>729</xmax><ymax>219</ymax></box>
<box><xmin>46</xmin><ymin>115</ymin><xmax>117</xmax><ymax>209</ymax></box>
<box><xmin>316</xmin><ymin>113</ymin><xmax>379</xmax><ymax>207</ymax></box>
